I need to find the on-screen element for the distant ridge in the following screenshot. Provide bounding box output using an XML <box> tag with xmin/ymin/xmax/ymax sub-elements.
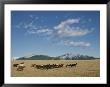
<box><xmin>17</xmin><ymin>55</ymin><xmax>54</xmax><ymax>60</ymax></box>
<box><xmin>57</xmin><ymin>53</ymin><xmax>99</xmax><ymax>60</ymax></box>
<box><xmin>16</xmin><ymin>53</ymin><xmax>99</xmax><ymax>60</ymax></box>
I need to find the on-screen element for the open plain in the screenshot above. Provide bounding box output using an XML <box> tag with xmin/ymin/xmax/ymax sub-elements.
<box><xmin>11</xmin><ymin>59</ymin><xmax>100</xmax><ymax>77</ymax></box>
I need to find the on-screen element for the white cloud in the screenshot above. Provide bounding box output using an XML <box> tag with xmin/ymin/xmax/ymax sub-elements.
<box><xmin>15</xmin><ymin>17</ymin><xmax>93</xmax><ymax>47</ymax></box>
<box><xmin>37</xmin><ymin>29</ymin><xmax>53</xmax><ymax>34</ymax></box>
<box><xmin>27</xmin><ymin>30</ymin><xmax>37</xmax><ymax>34</ymax></box>
<box><xmin>64</xmin><ymin>40</ymin><xmax>91</xmax><ymax>47</ymax></box>
<box><xmin>27</xmin><ymin>28</ymin><xmax>53</xmax><ymax>35</ymax></box>
<box><xmin>54</xmin><ymin>18</ymin><xmax>80</xmax><ymax>29</ymax></box>
<box><xmin>15</xmin><ymin>15</ymin><xmax>39</xmax><ymax>31</ymax></box>
<box><xmin>54</xmin><ymin>18</ymin><xmax>93</xmax><ymax>38</ymax></box>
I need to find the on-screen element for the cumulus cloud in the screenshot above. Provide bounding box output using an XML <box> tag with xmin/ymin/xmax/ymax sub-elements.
<box><xmin>64</xmin><ymin>40</ymin><xmax>91</xmax><ymax>47</ymax></box>
<box><xmin>54</xmin><ymin>18</ymin><xmax>93</xmax><ymax>38</ymax></box>
<box><xmin>54</xmin><ymin>18</ymin><xmax>80</xmax><ymax>29</ymax></box>
<box><xmin>15</xmin><ymin>16</ymin><xmax>93</xmax><ymax>47</ymax></box>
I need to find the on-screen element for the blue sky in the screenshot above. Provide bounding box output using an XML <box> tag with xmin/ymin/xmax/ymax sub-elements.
<box><xmin>11</xmin><ymin>11</ymin><xmax>100</xmax><ymax>58</ymax></box>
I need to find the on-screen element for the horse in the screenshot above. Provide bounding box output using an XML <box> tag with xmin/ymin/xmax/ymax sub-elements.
<box><xmin>16</xmin><ymin>66</ymin><xmax>25</xmax><ymax>71</ymax></box>
<box><xmin>31</xmin><ymin>64</ymin><xmax>36</xmax><ymax>68</ymax></box>
<box><xmin>66</xmin><ymin>63</ymin><xmax>77</xmax><ymax>67</ymax></box>
<box><xmin>16</xmin><ymin>62</ymin><xmax>25</xmax><ymax>71</ymax></box>
<box><xmin>13</xmin><ymin>64</ymin><xmax>19</xmax><ymax>67</ymax></box>
<box><xmin>57</xmin><ymin>64</ymin><xmax>64</xmax><ymax>68</ymax></box>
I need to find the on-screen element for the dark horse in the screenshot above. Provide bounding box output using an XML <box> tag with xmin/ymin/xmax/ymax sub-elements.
<box><xmin>66</xmin><ymin>63</ymin><xmax>77</xmax><ymax>67</ymax></box>
<box><xmin>35</xmin><ymin>64</ymin><xmax>64</xmax><ymax>70</ymax></box>
<box><xmin>13</xmin><ymin>64</ymin><xmax>19</xmax><ymax>67</ymax></box>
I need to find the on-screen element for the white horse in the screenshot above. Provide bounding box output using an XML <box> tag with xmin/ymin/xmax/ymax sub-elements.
<box><xmin>17</xmin><ymin>62</ymin><xmax>25</xmax><ymax>71</ymax></box>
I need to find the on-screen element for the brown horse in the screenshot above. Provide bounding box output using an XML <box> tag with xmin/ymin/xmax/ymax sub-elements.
<box><xmin>66</xmin><ymin>63</ymin><xmax>77</xmax><ymax>67</ymax></box>
<box><xmin>13</xmin><ymin>64</ymin><xmax>19</xmax><ymax>67</ymax></box>
<box><xmin>34</xmin><ymin>64</ymin><xmax>64</xmax><ymax>70</ymax></box>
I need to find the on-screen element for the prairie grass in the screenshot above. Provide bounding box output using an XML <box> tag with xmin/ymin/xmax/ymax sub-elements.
<box><xmin>11</xmin><ymin>59</ymin><xmax>100</xmax><ymax>77</ymax></box>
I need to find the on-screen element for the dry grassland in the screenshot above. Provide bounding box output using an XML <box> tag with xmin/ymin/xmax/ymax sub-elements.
<box><xmin>11</xmin><ymin>59</ymin><xmax>100</xmax><ymax>77</ymax></box>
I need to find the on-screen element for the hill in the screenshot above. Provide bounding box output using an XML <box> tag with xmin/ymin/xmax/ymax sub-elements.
<box><xmin>16</xmin><ymin>53</ymin><xmax>99</xmax><ymax>60</ymax></box>
<box><xmin>17</xmin><ymin>55</ymin><xmax>54</xmax><ymax>60</ymax></box>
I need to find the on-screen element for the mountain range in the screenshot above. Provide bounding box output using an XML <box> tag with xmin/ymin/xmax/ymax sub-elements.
<box><xmin>16</xmin><ymin>53</ymin><xmax>99</xmax><ymax>60</ymax></box>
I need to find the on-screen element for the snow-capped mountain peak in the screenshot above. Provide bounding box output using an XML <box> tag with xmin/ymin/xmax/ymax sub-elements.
<box><xmin>58</xmin><ymin>53</ymin><xmax>95</xmax><ymax>60</ymax></box>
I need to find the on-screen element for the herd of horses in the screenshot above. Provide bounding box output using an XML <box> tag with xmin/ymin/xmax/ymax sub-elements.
<box><xmin>13</xmin><ymin>62</ymin><xmax>77</xmax><ymax>71</ymax></box>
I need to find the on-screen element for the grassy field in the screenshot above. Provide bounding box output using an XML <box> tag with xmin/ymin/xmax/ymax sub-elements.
<box><xmin>11</xmin><ymin>59</ymin><xmax>100</xmax><ymax>77</ymax></box>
